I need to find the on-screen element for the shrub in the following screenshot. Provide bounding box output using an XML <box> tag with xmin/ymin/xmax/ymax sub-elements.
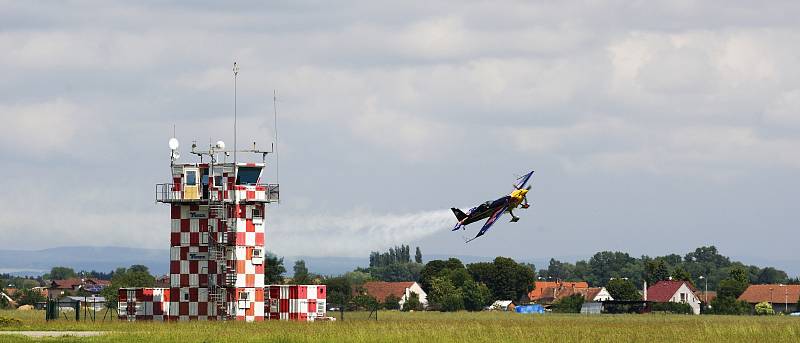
<box><xmin>650</xmin><ymin>302</ymin><xmax>693</xmax><ymax>314</ymax></box>
<box><xmin>402</xmin><ymin>292</ymin><xmax>422</xmax><ymax>311</ymax></box>
<box><xmin>383</xmin><ymin>294</ymin><xmax>400</xmax><ymax>310</ymax></box>
<box><xmin>551</xmin><ymin>294</ymin><xmax>584</xmax><ymax>313</ymax></box>
<box><xmin>755</xmin><ymin>301</ymin><xmax>775</xmax><ymax>315</ymax></box>
<box><xmin>0</xmin><ymin>315</ymin><xmax>22</xmax><ymax>327</ymax></box>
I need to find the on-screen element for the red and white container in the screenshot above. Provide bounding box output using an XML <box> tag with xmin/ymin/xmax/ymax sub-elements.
<box><xmin>265</xmin><ymin>285</ymin><xmax>326</xmax><ymax>321</ymax></box>
<box><xmin>118</xmin><ymin>288</ymin><xmax>170</xmax><ymax>321</ymax></box>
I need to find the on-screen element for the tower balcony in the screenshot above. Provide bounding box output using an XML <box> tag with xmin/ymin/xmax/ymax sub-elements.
<box><xmin>156</xmin><ymin>183</ymin><xmax>279</xmax><ymax>203</ymax></box>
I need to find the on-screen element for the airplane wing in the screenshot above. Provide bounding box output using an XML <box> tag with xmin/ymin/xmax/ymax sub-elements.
<box><xmin>514</xmin><ymin>171</ymin><xmax>535</xmax><ymax>190</ymax></box>
<box><xmin>466</xmin><ymin>204</ymin><xmax>508</xmax><ymax>243</ymax></box>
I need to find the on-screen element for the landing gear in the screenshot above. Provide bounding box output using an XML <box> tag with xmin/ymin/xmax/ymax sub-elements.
<box><xmin>510</xmin><ymin>217</ymin><xmax>520</xmax><ymax>223</ymax></box>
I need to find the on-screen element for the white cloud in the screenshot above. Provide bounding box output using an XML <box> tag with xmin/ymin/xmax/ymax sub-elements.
<box><xmin>0</xmin><ymin>99</ymin><xmax>90</xmax><ymax>157</ymax></box>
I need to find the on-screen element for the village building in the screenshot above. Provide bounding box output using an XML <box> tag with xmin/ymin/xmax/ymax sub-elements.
<box><xmin>645</xmin><ymin>280</ymin><xmax>701</xmax><ymax>315</ymax></box>
<box><xmin>738</xmin><ymin>284</ymin><xmax>800</xmax><ymax>314</ymax></box>
<box><xmin>47</xmin><ymin>278</ymin><xmax>110</xmax><ymax>299</ymax></box>
<box><xmin>528</xmin><ymin>281</ymin><xmax>589</xmax><ymax>303</ymax></box>
<box><xmin>361</xmin><ymin>281</ymin><xmax>428</xmax><ymax>310</ymax></box>
<box><xmin>556</xmin><ymin>287</ymin><xmax>614</xmax><ymax>302</ymax></box>
<box><xmin>490</xmin><ymin>300</ymin><xmax>515</xmax><ymax>311</ymax></box>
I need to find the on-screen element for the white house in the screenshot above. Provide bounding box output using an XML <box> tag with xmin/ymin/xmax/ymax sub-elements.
<box><xmin>362</xmin><ymin>281</ymin><xmax>428</xmax><ymax>309</ymax></box>
<box><xmin>646</xmin><ymin>280</ymin><xmax>701</xmax><ymax>314</ymax></box>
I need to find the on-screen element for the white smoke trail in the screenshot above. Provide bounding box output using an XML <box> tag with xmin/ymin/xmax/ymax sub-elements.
<box><xmin>267</xmin><ymin>208</ymin><xmax>455</xmax><ymax>256</ymax></box>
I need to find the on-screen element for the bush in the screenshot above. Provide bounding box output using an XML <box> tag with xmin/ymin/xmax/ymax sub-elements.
<box><xmin>0</xmin><ymin>315</ymin><xmax>22</xmax><ymax>327</ymax></box>
<box><xmin>551</xmin><ymin>294</ymin><xmax>584</xmax><ymax>313</ymax></box>
<box><xmin>650</xmin><ymin>302</ymin><xmax>693</xmax><ymax>314</ymax></box>
<box><xmin>755</xmin><ymin>301</ymin><xmax>775</xmax><ymax>315</ymax></box>
<box><xmin>383</xmin><ymin>294</ymin><xmax>400</xmax><ymax>310</ymax></box>
<box><xmin>402</xmin><ymin>292</ymin><xmax>422</xmax><ymax>311</ymax></box>
<box><xmin>709</xmin><ymin>296</ymin><xmax>751</xmax><ymax>315</ymax></box>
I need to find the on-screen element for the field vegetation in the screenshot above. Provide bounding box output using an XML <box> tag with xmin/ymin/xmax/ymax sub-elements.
<box><xmin>2</xmin><ymin>309</ymin><xmax>800</xmax><ymax>342</ymax></box>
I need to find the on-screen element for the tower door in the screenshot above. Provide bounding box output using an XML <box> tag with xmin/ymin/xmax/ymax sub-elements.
<box><xmin>184</xmin><ymin>167</ymin><xmax>200</xmax><ymax>200</ymax></box>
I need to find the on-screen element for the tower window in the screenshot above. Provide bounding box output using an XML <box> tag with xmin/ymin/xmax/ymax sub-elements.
<box><xmin>236</xmin><ymin>167</ymin><xmax>261</xmax><ymax>185</ymax></box>
<box><xmin>186</xmin><ymin>170</ymin><xmax>197</xmax><ymax>186</ymax></box>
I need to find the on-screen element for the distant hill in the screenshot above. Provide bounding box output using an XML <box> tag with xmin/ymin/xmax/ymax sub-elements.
<box><xmin>1</xmin><ymin>247</ymin><xmax>797</xmax><ymax>278</ymax></box>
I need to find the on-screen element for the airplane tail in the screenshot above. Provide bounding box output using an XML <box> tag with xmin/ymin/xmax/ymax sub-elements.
<box><xmin>451</xmin><ymin>208</ymin><xmax>467</xmax><ymax>221</ymax></box>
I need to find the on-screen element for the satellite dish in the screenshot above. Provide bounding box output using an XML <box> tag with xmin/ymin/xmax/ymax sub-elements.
<box><xmin>216</xmin><ymin>140</ymin><xmax>226</xmax><ymax>149</ymax></box>
<box><xmin>169</xmin><ymin>138</ymin><xmax>180</xmax><ymax>150</ymax></box>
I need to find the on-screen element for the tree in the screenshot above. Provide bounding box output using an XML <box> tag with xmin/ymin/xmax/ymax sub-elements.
<box><xmin>44</xmin><ymin>267</ymin><xmax>77</xmax><ymax>280</ymax></box>
<box><xmin>265</xmin><ymin>253</ymin><xmax>286</xmax><ymax>284</ymax></box>
<box><xmin>545</xmin><ymin>259</ymin><xmax>572</xmax><ymax>281</ymax></box>
<box><xmin>415</xmin><ymin>247</ymin><xmax>423</xmax><ymax>264</ymax></box>
<box><xmin>709</xmin><ymin>296</ymin><xmax>750</xmax><ymax>315</ymax></box>
<box><xmin>755</xmin><ymin>301</ymin><xmax>775</xmax><ymax>315</ymax></box>
<box><xmin>383</xmin><ymin>294</ymin><xmax>400</xmax><ymax>310</ymax></box>
<box><xmin>671</xmin><ymin>266</ymin><xmax>692</xmax><ymax>283</ymax></box>
<box><xmin>756</xmin><ymin>267</ymin><xmax>788</xmax><ymax>284</ymax></box>
<box><xmin>645</xmin><ymin>259</ymin><xmax>670</xmax><ymax>285</ymax></box>
<box><xmin>100</xmin><ymin>265</ymin><xmax>156</xmax><ymax>306</ymax></box>
<box><xmin>420</xmin><ymin>260</ymin><xmax>451</xmax><ymax>291</ymax></box>
<box><xmin>551</xmin><ymin>294</ymin><xmax>584</xmax><ymax>313</ymax></box>
<box><xmin>429</xmin><ymin>276</ymin><xmax>464</xmax><ymax>311</ymax></box>
<box><xmin>467</xmin><ymin>257</ymin><xmax>534</xmax><ymax>301</ymax></box>
<box><xmin>16</xmin><ymin>289</ymin><xmax>45</xmax><ymax>306</ymax></box>
<box><xmin>461</xmin><ymin>279</ymin><xmax>492</xmax><ymax>311</ymax></box>
<box><xmin>293</xmin><ymin>260</ymin><xmax>310</xmax><ymax>284</ymax></box>
<box><xmin>353</xmin><ymin>294</ymin><xmax>380</xmax><ymax>311</ymax></box>
<box><xmin>323</xmin><ymin>276</ymin><xmax>352</xmax><ymax>310</ymax></box>
<box><xmin>403</xmin><ymin>291</ymin><xmax>422</xmax><ymax>311</ymax></box>
<box><xmin>606</xmin><ymin>279</ymin><xmax>640</xmax><ymax>301</ymax></box>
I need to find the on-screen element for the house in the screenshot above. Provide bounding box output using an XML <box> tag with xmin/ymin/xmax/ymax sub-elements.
<box><xmin>490</xmin><ymin>300</ymin><xmax>515</xmax><ymax>311</ymax></box>
<box><xmin>48</xmin><ymin>278</ymin><xmax>111</xmax><ymax>298</ymax></box>
<box><xmin>361</xmin><ymin>281</ymin><xmax>428</xmax><ymax>310</ymax></box>
<box><xmin>556</xmin><ymin>287</ymin><xmax>614</xmax><ymax>302</ymax></box>
<box><xmin>738</xmin><ymin>284</ymin><xmax>800</xmax><ymax>314</ymax></box>
<box><xmin>645</xmin><ymin>280</ymin><xmax>701</xmax><ymax>314</ymax></box>
<box><xmin>529</xmin><ymin>281</ymin><xmax>589</xmax><ymax>303</ymax></box>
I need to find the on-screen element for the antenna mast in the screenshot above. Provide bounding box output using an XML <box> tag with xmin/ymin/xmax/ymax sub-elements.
<box><xmin>233</xmin><ymin>61</ymin><xmax>239</xmax><ymax>165</ymax></box>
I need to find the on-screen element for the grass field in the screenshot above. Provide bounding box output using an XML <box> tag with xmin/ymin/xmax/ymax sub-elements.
<box><xmin>2</xmin><ymin>310</ymin><xmax>800</xmax><ymax>342</ymax></box>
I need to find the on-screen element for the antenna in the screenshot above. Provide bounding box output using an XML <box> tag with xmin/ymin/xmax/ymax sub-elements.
<box><xmin>273</xmin><ymin>89</ymin><xmax>279</xmax><ymax>186</ymax></box>
<box><xmin>233</xmin><ymin>61</ymin><xmax>239</xmax><ymax>165</ymax></box>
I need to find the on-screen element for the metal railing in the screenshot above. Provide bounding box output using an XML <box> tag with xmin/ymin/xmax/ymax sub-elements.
<box><xmin>155</xmin><ymin>183</ymin><xmax>280</xmax><ymax>203</ymax></box>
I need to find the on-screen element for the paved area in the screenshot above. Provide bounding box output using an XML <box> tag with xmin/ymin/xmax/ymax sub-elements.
<box><xmin>0</xmin><ymin>331</ymin><xmax>105</xmax><ymax>338</ymax></box>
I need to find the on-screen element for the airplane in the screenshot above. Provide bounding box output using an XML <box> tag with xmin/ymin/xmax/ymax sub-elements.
<box><xmin>451</xmin><ymin>171</ymin><xmax>534</xmax><ymax>243</ymax></box>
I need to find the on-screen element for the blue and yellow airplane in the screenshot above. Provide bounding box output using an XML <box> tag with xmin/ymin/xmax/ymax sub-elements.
<box><xmin>451</xmin><ymin>171</ymin><xmax>534</xmax><ymax>243</ymax></box>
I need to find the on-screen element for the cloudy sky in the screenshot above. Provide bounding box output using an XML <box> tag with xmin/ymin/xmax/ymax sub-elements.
<box><xmin>1</xmin><ymin>1</ymin><xmax>799</xmax><ymax>270</ymax></box>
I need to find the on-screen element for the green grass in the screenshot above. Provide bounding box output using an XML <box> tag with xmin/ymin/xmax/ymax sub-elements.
<box><xmin>1</xmin><ymin>309</ymin><xmax>799</xmax><ymax>342</ymax></box>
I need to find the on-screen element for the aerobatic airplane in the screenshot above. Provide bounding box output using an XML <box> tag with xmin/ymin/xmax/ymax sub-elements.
<box><xmin>451</xmin><ymin>171</ymin><xmax>534</xmax><ymax>243</ymax></box>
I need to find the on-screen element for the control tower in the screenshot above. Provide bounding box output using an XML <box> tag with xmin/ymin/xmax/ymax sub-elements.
<box><xmin>155</xmin><ymin>139</ymin><xmax>279</xmax><ymax>321</ymax></box>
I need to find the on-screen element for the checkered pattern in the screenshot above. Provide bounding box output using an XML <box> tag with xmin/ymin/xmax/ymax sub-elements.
<box><xmin>118</xmin><ymin>288</ymin><xmax>170</xmax><ymax>321</ymax></box>
<box><xmin>145</xmin><ymin>162</ymin><xmax>273</xmax><ymax>322</ymax></box>
<box><xmin>170</xmin><ymin>246</ymin><xmax>217</xmax><ymax>288</ymax></box>
<box><xmin>170</xmin><ymin>204</ymin><xmax>212</xmax><ymax>246</ymax></box>
<box><xmin>167</xmin><ymin>287</ymin><xmax>217</xmax><ymax>320</ymax></box>
<box><xmin>226</xmin><ymin>287</ymin><xmax>265</xmax><ymax>322</ymax></box>
<box><xmin>265</xmin><ymin>285</ymin><xmax>327</xmax><ymax>321</ymax></box>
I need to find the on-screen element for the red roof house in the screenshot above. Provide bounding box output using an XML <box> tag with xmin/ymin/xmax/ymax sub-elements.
<box><xmin>529</xmin><ymin>281</ymin><xmax>589</xmax><ymax>302</ymax></box>
<box><xmin>738</xmin><ymin>284</ymin><xmax>800</xmax><ymax>314</ymax></box>
<box><xmin>361</xmin><ymin>281</ymin><xmax>428</xmax><ymax>309</ymax></box>
<box><xmin>646</xmin><ymin>280</ymin><xmax>701</xmax><ymax>314</ymax></box>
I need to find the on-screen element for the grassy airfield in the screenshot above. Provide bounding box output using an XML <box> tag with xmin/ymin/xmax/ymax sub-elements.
<box><xmin>2</xmin><ymin>310</ymin><xmax>800</xmax><ymax>342</ymax></box>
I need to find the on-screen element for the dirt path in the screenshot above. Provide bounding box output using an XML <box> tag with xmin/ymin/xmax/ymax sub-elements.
<box><xmin>0</xmin><ymin>331</ymin><xmax>105</xmax><ymax>338</ymax></box>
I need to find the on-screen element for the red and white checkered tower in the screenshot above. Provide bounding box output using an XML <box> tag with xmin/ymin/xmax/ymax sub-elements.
<box><xmin>156</xmin><ymin>136</ymin><xmax>278</xmax><ymax>321</ymax></box>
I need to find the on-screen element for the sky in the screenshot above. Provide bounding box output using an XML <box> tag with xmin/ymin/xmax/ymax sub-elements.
<box><xmin>1</xmin><ymin>1</ymin><xmax>799</xmax><ymax>271</ymax></box>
